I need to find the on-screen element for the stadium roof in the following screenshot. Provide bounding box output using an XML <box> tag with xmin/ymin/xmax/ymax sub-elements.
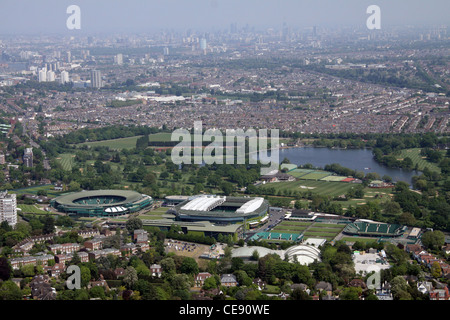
<box><xmin>52</xmin><ymin>189</ymin><xmax>145</xmax><ymax>207</ymax></box>
<box><xmin>236</xmin><ymin>197</ymin><xmax>265</xmax><ymax>214</ymax></box>
<box><xmin>180</xmin><ymin>195</ymin><xmax>226</xmax><ymax>211</ymax></box>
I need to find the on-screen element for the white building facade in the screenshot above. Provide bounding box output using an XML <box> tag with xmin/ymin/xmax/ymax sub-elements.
<box><xmin>0</xmin><ymin>191</ymin><xmax>17</xmax><ymax>227</ymax></box>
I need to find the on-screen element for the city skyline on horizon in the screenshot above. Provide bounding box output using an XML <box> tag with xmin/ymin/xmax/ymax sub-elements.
<box><xmin>0</xmin><ymin>0</ymin><xmax>448</xmax><ymax>35</ymax></box>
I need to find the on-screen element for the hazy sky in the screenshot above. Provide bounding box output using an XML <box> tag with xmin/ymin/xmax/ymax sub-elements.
<box><xmin>0</xmin><ymin>0</ymin><xmax>448</xmax><ymax>35</ymax></box>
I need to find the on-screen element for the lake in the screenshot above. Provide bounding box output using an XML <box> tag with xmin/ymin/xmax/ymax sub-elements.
<box><xmin>259</xmin><ymin>147</ymin><xmax>419</xmax><ymax>184</ymax></box>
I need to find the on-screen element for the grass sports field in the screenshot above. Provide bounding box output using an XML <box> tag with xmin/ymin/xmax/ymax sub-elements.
<box><xmin>258</xmin><ymin>179</ymin><xmax>356</xmax><ymax>197</ymax></box>
<box><xmin>396</xmin><ymin>148</ymin><xmax>442</xmax><ymax>173</ymax></box>
<box><xmin>299</xmin><ymin>171</ymin><xmax>331</xmax><ymax>180</ymax></box>
<box><xmin>78</xmin><ymin>132</ymin><xmax>174</xmax><ymax>150</ymax></box>
<box><xmin>56</xmin><ymin>153</ymin><xmax>76</xmax><ymax>171</ymax></box>
<box><xmin>11</xmin><ymin>184</ymin><xmax>63</xmax><ymax>197</ymax></box>
<box><xmin>138</xmin><ymin>206</ymin><xmax>170</xmax><ymax>220</ymax></box>
<box><xmin>17</xmin><ymin>204</ymin><xmax>49</xmax><ymax>214</ymax></box>
<box><xmin>270</xmin><ymin>220</ymin><xmax>345</xmax><ymax>242</ymax></box>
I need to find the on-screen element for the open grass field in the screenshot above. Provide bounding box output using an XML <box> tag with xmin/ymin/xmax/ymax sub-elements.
<box><xmin>303</xmin><ymin>223</ymin><xmax>345</xmax><ymax>240</ymax></box>
<box><xmin>138</xmin><ymin>206</ymin><xmax>170</xmax><ymax>220</ymax></box>
<box><xmin>341</xmin><ymin>236</ymin><xmax>379</xmax><ymax>244</ymax></box>
<box><xmin>396</xmin><ymin>148</ymin><xmax>442</xmax><ymax>173</ymax></box>
<box><xmin>269</xmin><ymin>220</ymin><xmax>345</xmax><ymax>242</ymax></box>
<box><xmin>56</xmin><ymin>153</ymin><xmax>76</xmax><ymax>171</ymax></box>
<box><xmin>300</xmin><ymin>171</ymin><xmax>332</xmax><ymax>180</ymax></box>
<box><xmin>10</xmin><ymin>184</ymin><xmax>63</xmax><ymax>197</ymax></box>
<box><xmin>17</xmin><ymin>204</ymin><xmax>49</xmax><ymax>214</ymax></box>
<box><xmin>289</xmin><ymin>169</ymin><xmax>315</xmax><ymax>178</ymax></box>
<box><xmin>271</xmin><ymin>222</ymin><xmax>312</xmax><ymax>233</ymax></box>
<box><xmin>78</xmin><ymin>132</ymin><xmax>187</xmax><ymax>150</ymax></box>
<box><xmin>258</xmin><ymin>179</ymin><xmax>356</xmax><ymax>197</ymax></box>
<box><xmin>321</xmin><ymin>175</ymin><xmax>348</xmax><ymax>182</ymax></box>
<box><xmin>79</xmin><ymin>135</ymin><xmax>143</xmax><ymax>150</ymax></box>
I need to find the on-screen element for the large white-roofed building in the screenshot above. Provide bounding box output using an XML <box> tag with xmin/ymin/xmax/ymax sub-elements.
<box><xmin>231</xmin><ymin>242</ymin><xmax>322</xmax><ymax>266</ymax></box>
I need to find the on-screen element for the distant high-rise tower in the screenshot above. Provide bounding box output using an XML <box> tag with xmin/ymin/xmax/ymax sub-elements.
<box><xmin>115</xmin><ymin>53</ymin><xmax>123</xmax><ymax>65</ymax></box>
<box><xmin>91</xmin><ymin>70</ymin><xmax>103</xmax><ymax>88</ymax></box>
<box><xmin>23</xmin><ymin>147</ymin><xmax>33</xmax><ymax>167</ymax></box>
<box><xmin>163</xmin><ymin>47</ymin><xmax>169</xmax><ymax>56</ymax></box>
<box><xmin>66</xmin><ymin>51</ymin><xmax>72</xmax><ymax>63</ymax></box>
<box><xmin>46</xmin><ymin>70</ymin><xmax>55</xmax><ymax>82</ymax></box>
<box><xmin>60</xmin><ymin>70</ymin><xmax>70</xmax><ymax>84</ymax></box>
<box><xmin>38</xmin><ymin>68</ymin><xmax>47</xmax><ymax>82</ymax></box>
<box><xmin>230</xmin><ymin>22</ymin><xmax>237</xmax><ymax>34</ymax></box>
<box><xmin>0</xmin><ymin>191</ymin><xmax>17</xmax><ymax>227</ymax></box>
<box><xmin>200</xmin><ymin>38</ymin><xmax>207</xmax><ymax>51</ymax></box>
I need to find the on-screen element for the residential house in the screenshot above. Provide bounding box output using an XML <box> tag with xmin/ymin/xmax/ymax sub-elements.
<box><xmin>88</xmin><ymin>248</ymin><xmax>121</xmax><ymax>261</ymax></box>
<box><xmin>315</xmin><ymin>281</ymin><xmax>333</xmax><ymax>296</ymax></box>
<box><xmin>348</xmin><ymin>278</ymin><xmax>367</xmax><ymax>290</ymax></box>
<box><xmin>375</xmin><ymin>281</ymin><xmax>393</xmax><ymax>300</ymax></box>
<box><xmin>48</xmin><ymin>243</ymin><xmax>81</xmax><ymax>255</ymax></box>
<box><xmin>29</xmin><ymin>275</ymin><xmax>56</xmax><ymax>300</ymax></box>
<box><xmin>429</xmin><ymin>286</ymin><xmax>450</xmax><ymax>300</ymax></box>
<box><xmin>84</xmin><ymin>237</ymin><xmax>104</xmax><ymax>251</ymax></box>
<box><xmin>150</xmin><ymin>264</ymin><xmax>162</xmax><ymax>277</ymax></box>
<box><xmin>44</xmin><ymin>263</ymin><xmax>65</xmax><ymax>278</ymax></box>
<box><xmin>253</xmin><ymin>278</ymin><xmax>267</xmax><ymax>291</ymax></box>
<box><xmin>78</xmin><ymin>229</ymin><xmax>100</xmax><ymax>239</ymax></box>
<box><xmin>194</xmin><ymin>272</ymin><xmax>212</xmax><ymax>287</ymax></box>
<box><xmin>9</xmin><ymin>254</ymin><xmax>54</xmax><ymax>270</ymax></box>
<box><xmin>260</xmin><ymin>170</ymin><xmax>295</xmax><ymax>183</ymax></box>
<box><xmin>220</xmin><ymin>274</ymin><xmax>238</xmax><ymax>287</ymax></box>
<box><xmin>114</xmin><ymin>268</ymin><xmax>125</xmax><ymax>278</ymax></box>
<box><xmin>417</xmin><ymin>281</ymin><xmax>433</xmax><ymax>295</ymax></box>
<box><xmin>88</xmin><ymin>274</ymin><xmax>109</xmax><ymax>291</ymax></box>
<box><xmin>133</xmin><ymin>229</ymin><xmax>149</xmax><ymax>244</ymax></box>
<box><xmin>54</xmin><ymin>183</ymin><xmax>63</xmax><ymax>191</ymax></box>
<box><xmin>290</xmin><ymin>283</ymin><xmax>310</xmax><ymax>295</ymax></box>
<box><xmin>120</xmin><ymin>243</ymin><xmax>138</xmax><ymax>257</ymax></box>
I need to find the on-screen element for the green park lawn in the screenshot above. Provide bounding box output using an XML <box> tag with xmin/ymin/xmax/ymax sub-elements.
<box><xmin>396</xmin><ymin>148</ymin><xmax>442</xmax><ymax>173</ymax></box>
<box><xmin>258</xmin><ymin>179</ymin><xmax>356</xmax><ymax>197</ymax></box>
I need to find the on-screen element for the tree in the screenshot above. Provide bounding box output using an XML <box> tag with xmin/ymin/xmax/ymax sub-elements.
<box><xmin>123</xmin><ymin>266</ymin><xmax>138</xmax><ymax>289</ymax></box>
<box><xmin>89</xmin><ymin>286</ymin><xmax>106</xmax><ymax>300</ymax></box>
<box><xmin>291</xmin><ymin>288</ymin><xmax>312</xmax><ymax>300</ymax></box>
<box><xmin>0</xmin><ymin>280</ymin><xmax>23</xmax><ymax>300</ymax></box>
<box><xmin>68</xmin><ymin>181</ymin><xmax>81</xmax><ymax>192</ymax></box>
<box><xmin>142</xmin><ymin>172</ymin><xmax>157</xmax><ymax>187</ymax></box>
<box><xmin>42</xmin><ymin>216</ymin><xmax>55</xmax><ymax>234</ymax></box>
<box><xmin>180</xmin><ymin>257</ymin><xmax>199</xmax><ymax>276</ymax></box>
<box><xmin>339</xmin><ymin>287</ymin><xmax>361</xmax><ymax>300</ymax></box>
<box><xmin>390</xmin><ymin>276</ymin><xmax>412</xmax><ymax>300</ymax></box>
<box><xmin>382</xmin><ymin>200</ymin><xmax>402</xmax><ymax>216</ymax></box>
<box><xmin>170</xmin><ymin>274</ymin><xmax>192</xmax><ymax>291</ymax></box>
<box><xmin>220</xmin><ymin>181</ymin><xmax>234</xmax><ymax>196</ymax></box>
<box><xmin>80</xmin><ymin>265</ymin><xmax>92</xmax><ymax>288</ymax></box>
<box><xmin>421</xmin><ymin>230</ymin><xmax>445</xmax><ymax>250</ymax></box>
<box><xmin>430</xmin><ymin>261</ymin><xmax>442</xmax><ymax>278</ymax></box>
<box><xmin>126</xmin><ymin>217</ymin><xmax>143</xmax><ymax>234</ymax></box>
<box><xmin>0</xmin><ymin>257</ymin><xmax>12</xmax><ymax>281</ymax></box>
<box><xmin>160</xmin><ymin>257</ymin><xmax>176</xmax><ymax>277</ymax></box>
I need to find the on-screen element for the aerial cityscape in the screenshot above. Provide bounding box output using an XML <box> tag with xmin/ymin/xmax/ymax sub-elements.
<box><xmin>0</xmin><ymin>0</ymin><xmax>449</xmax><ymax>308</ymax></box>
